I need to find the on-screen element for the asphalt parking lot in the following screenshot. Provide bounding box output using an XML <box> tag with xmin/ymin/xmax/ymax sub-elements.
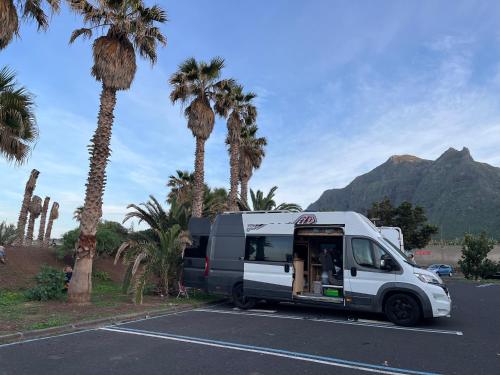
<box><xmin>1</xmin><ymin>281</ymin><xmax>499</xmax><ymax>375</ymax></box>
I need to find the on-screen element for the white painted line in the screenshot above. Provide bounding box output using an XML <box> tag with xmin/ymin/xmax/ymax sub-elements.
<box><xmin>195</xmin><ymin>308</ymin><xmax>464</xmax><ymax>336</ymax></box>
<box><xmin>476</xmin><ymin>283</ymin><xmax>495</xmax><ymax>288</ymax></box>
<box><xmin>0</xmin><ymin>328</ymin><xmax>99</xmax><ymax>349</ymax></box>
<box><xmin>248</xmin><ymin>309</ymin><xmax>277</xmax><ymax>313</ymax></box>
<box><xmin>100</xmin><ymin>326</ymin><xmax>439</xmax><ymax>375</ymax></box>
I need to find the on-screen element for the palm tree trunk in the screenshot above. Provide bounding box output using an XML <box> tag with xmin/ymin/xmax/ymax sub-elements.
<box><xmin>37</xmin><ymin>197</ymin><xmax>50</xmax><ymax>243</ymax></box>
<box><xmin>68</xmin><ymin>85</ymin><xmax>117</xmax><ymax>304</ymax></box>
<box><xmin>26</xmin><ymin>211</ymin><xmax>36</xmax><ymax>245</ymax></box>
<box><xmin>228</xmin><ymin>138</ymin><xmax>240</xmax><ymax>211</ymax></box>
<box><xmin>13</xmin><ymin>169</ymin><xmax>39</xmax><ymax>245</ymax></box>
<box><xmin>192</xmin><ymin>137</ymin><xmax>205</xmax><ymax>218</ymax></box>
<box><xmin>240</xmin><ymin>176</ymin><xmax>249</xmax><ymax>208</ymax></box>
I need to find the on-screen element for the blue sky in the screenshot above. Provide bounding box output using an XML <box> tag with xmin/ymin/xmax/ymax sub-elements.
<box><xmin>2</xmin><ymin>0</ymin><xmax>500</xmax><ymax>237</ymax></box>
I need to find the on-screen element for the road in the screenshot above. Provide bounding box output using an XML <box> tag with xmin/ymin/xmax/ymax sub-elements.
<box><xmin>1</xmin><ymin>281</ymin><xmax>499</xmax><ymax>374</ymax></box>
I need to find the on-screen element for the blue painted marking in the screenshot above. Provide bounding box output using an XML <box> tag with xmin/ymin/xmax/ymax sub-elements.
<box><xmin>107</xmin><ymin>326</ymin><xmax>440</xmax><ymax>375</ymax></box>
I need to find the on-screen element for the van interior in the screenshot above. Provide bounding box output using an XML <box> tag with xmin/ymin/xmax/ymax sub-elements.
<box><xmin>292</xmin><ymin>226</ymin><xmax>344</xmax><ymax>303</ymax></box>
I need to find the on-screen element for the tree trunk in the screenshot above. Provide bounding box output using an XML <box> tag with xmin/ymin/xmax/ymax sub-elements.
<box><xmin>37</xmin><ymin>197</ymin><xmax>50</xmax><ymax>243</ymax></box>
<box><xmin>44</xmin><ymin>217</ymin><xmax>54</xmax><ymax>245</ymax></box>
<box><xmin>228</xmin><ymin>128</ymin><xmax>240</xmax><ymax>212</ymax></box>
<box><xmin>13</xmin><ymin>169</ymin><xmax>39</xmax><ymax>245</ymax></box>
<box><xmin>68</xmin><ymin>86</ymin><xmax>117</xmax><ymax>304</ymax></box>
<box><xmin>192</xmin><ymin>137</ymin><xmax>205</xmax><ymax>218</ymax></box>
<box><xmin>26</xmin><ymin>211</ymin><xmax>36</xmax><ymax>245</ymax></box>
<box><xmin>240</xmin><ymin>176</ymin><xmax>249</xmax><ymax>208</ymax></box>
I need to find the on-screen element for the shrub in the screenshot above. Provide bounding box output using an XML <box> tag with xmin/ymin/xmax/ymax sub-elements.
<box><xmin>93</xmin><ymin>271</ymin><xmax>111</xmax><ymax>282</ymax></box>
<box><xmin>25</xmin><ymin>266</ymin><xmax>66</xmax><ymax>301</ymax></box>
<box><xmin>0</xmin><ymin>221</ymin><xmax>17</xmax><ymax>245</ymax></box>
<box><xmin>458</xmin><ymin>232</ymin><xmax>495</xmax><ymax>280</ymax></box>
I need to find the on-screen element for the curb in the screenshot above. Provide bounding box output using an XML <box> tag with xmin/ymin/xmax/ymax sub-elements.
<box><xmin>0</xmin><ymin>299</ymin><xmax>226</xmax><ymax>346</ymax></box>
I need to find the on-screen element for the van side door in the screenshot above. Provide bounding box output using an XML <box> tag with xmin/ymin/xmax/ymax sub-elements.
<box><xmin>243</xmin><ymin>235</ymin><xmax>294</xmax><ymax>301</ymax></box>
<box><xmin>345</xmin><ymin>237</ymin><xmax>398</xmax><ymax>308</ymax></box>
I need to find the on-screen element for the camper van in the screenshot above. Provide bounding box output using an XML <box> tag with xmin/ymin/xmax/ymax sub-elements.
<box><xmin>183</xmin><ymin>211</ymin><xmax>451</xmax><ymax>326</ymax></box>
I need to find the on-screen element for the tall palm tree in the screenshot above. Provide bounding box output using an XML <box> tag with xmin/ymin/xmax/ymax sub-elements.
<box><xmin>0</xmin><ymin>0</ymin><xmax>60</xmax><ymax>50</ymax></box>
<box><xmin>246</xmin><ymin>186</ymin><xmax>302</xmax><ymax>212</ymax></box>
<box><xmin>239</xmin><ymin>124</ymin><xmax>266</xmax><ymax>206</ymax></box>
<box><xmin>215</xmin><ymin>81</ymin><xmax>257</xmax><ymax>211</ymax></box>
<box><xmin>67</xmin><ymin>0</ymin><xmax>167</xmax><ymax>304</ymax></box>
<box><xmin>73</xmin><ymin>205</ymin><xmax>83</xmax><ymax>222</ymax></box>
<box><xmin>13</xmin><ymin>168</ymin><xmax>39</xmax><ymax>245</ymax></box>
<box><xmin>0</xmin><ymin>67</ymin><xmax>38</xmax><ymax>164</ymax></box>
<box><xmin>169</xmin><ymin>57</ymin><xmax>225</xmax><ymax>218</ymax></box>
<box><xmin>26</xmin><ymin>195</ymin><xmax>42</xmax><ymax>245</ymax></box>
<box><xmin>43</xmin><ymin>201</ymin><xmax>59</xmax><ymax>246</ymax></box>
<box><xmin>37</xmin><ymin>196</ymin><xmax>50</xmax><ymax>242</ymax></box>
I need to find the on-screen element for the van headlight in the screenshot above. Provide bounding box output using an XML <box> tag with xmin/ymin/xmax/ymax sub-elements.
<box><xmin>416</xmin><ymin>273</ymin><xmax>441</xmax><ymax>285</ymax></box>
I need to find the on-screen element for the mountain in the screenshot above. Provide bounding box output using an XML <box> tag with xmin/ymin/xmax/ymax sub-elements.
<box><xmin>307</xmin><ymin>147</ymin><xmax>500</xmax><ymax>239</ymax></box>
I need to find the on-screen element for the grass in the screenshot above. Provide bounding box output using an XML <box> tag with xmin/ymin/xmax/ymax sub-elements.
<box><xmin>0</xmin><ymin>279</ymin><xmax>220</xmax><ymax>338</ymax></box>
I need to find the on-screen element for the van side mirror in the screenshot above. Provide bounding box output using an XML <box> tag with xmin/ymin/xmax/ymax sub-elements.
<box><xmin>380</xmin><ymin>254</ymin><xmax>394</xmax><ymax>271</ymax></box>
<box><xmin>286</xmin><ymin>254</ymin><xmax>293</xmax><ymax>263</ymax></box>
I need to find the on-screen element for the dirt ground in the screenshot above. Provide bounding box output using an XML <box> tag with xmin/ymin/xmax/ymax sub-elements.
<box><xmin>0</xmin><ymin>245</ymin><xmax>127</xmax><ymax>290</ymax></box>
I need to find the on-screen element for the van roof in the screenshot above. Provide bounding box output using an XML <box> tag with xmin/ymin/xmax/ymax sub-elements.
<box><xmin>218</xmin><ymin>211</ymin><xmax>382</xmax><ymax>237</ymax></box>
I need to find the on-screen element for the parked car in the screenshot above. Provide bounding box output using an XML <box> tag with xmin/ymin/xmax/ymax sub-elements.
<box><xmin>428</xmin><ymin>264</ymin><xmax>453</xmax><ymax>277</ymax></box>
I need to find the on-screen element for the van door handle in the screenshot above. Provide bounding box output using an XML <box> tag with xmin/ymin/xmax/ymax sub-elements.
<box><xmin>350</xmin><ymin>267</ymin><xmax>357</xmax><ymax>277</ymax></box>
<box><xmin>284</xmin><ymin>264</ymin><xmax>290</xmax><ymax>273</ymax></box>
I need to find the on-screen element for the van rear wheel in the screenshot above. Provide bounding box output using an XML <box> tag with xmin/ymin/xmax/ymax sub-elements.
<box><xmin>232</xmin><ymin>283</ymin><xmax>255</xmax><ymax>309</ymax></box>
<box><xmin>384</xmin><ymin>293</ymin><xmax>421</xmax><ymax>326</ymax></box>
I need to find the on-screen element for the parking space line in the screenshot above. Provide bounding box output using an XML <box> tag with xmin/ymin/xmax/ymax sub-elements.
<box><xmin>194</xmin><ymin>308</ymin><xmax>464</xmax><ymax>336</ymax></box>
<box><xmin>100</xmin><ymin>326</ymin><xmax>440</xmax><ymax>375</ymax></box>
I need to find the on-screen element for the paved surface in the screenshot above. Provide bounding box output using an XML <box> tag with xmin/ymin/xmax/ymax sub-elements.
<box><xmin>1</xmin><ymin>281</ymin><xmax>499</xmax><ymax>374</ymax></box>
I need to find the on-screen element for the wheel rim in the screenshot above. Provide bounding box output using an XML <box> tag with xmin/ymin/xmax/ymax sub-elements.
<box><xmin>392</xmin><ymin>298</ymin><xmax>413</xmax><ymax>320</ymax></box>
<box><xmin>235</xmin><ymin>286</ymin><xmax>247</xmax><ymax>304</ymax></box>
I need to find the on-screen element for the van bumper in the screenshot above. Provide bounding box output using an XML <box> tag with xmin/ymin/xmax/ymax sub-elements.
<box><xmin>427</xmin><ymin>285</ymin><xmax>452</xmax><ymax>318</ymax></box>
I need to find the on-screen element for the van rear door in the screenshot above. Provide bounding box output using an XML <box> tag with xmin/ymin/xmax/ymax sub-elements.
<box><xmin>182</xmin><ymin>218</ymin><xmax>211</xmax><ymax>289</ymax></box>
<box><xmin>243</xmin><ymin>235</ymin><xmax>294</xmax><ymax>300</ymax></box>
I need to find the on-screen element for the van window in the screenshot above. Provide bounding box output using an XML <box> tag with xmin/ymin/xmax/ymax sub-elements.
<box><xmin>184</xmin><ymin>236</ymin><xmax>209</xmax><ymax>258</ymax></box>
<box><xmin>245</xmin><ymin>236</ymin><xmax>293</xmax><ymax>262</ymax></box>
<box><xmin>352</xmin><ymin>238</ymin><xmax>389</xmax><ymax>269</ymax></box>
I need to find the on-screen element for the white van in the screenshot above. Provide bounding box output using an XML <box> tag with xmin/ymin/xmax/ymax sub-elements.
<box><xmin>183</xmin><ymin>211</ymin><xmax>451</xmax><ymax>326</ymax></box>
<box><xmin>379</xmin><ymin>226</ymin><xmax>404</xmax><ymax>253</ymax></box>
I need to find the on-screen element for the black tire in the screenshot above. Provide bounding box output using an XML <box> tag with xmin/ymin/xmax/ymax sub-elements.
<box><xmin>384</xmin><ymin>293</ymin><xmax>421</xmax><ymax>326</ymax></box>
<box><xmin>232</xmin><ymin>283</ymin><xmax>256</xmax><ymax>310</ymax></box>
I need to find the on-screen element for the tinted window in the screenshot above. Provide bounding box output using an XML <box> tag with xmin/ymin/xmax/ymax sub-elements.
<box><xmin>352</xmin><ymin>238</ymin><xmax>391</xmax><ymax>270</ymax></box>
<box><xmin>245</xmin><ymin>236</ymin><xmax>293</xmax><ymax>262</ymax></box>
<box><xmin>184</xmin><ymin>236</ymin><xmax>208</xmax><ymax>258</ymax></box>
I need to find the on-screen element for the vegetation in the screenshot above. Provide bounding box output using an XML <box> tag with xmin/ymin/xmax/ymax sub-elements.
<box><xmin>26</xmin><ymin>195</ymin><xmax>42</xmax><ymax>244</ymax></box>
<box><xmin>0</xmin><ymin>67</ymin><xmax>39</xmax><ymax>165</ymax></box>
<box><xmin>57</xmin><ymin>221</ymin><xmax>129</xmax><ymax>260</ymax></box>
<box><xmin>0</xmin><ymin>0</ymin><xmax>60</xmax><ymax>50</ymax></box>
<box><xmin>13</xmin><ymin>169</ymin><xmax>39</xmax><ymax>245</ymax></box>
<box><xmin>241</xmin><ymin>186</ymin><xmax>302</xmax><ymax>212</ymax></box>
<box><xmin>0</xmin><ymin>221</ymin><xmax>16</xmax><ymax>245</ymax></box>
<box><xmin>458</xmin><ymin>232</ymin><xmax>498</xmax><ymax>280</ymax></box>
<box><xmin>367</xmin><ymin>197</ymin><xmax>438</xmax><ymax>250</ymax></box>
<box><xmin>67</xmin><ymin>0</ymin><xmax>167</xmax><ymax>304</ymax></box>
<box><xmin>239</xmin><ymin>124</ymin><xmax>267</xmax><ymax>206</ymax></box>
<box><xmin>214</xmin><ymin>81</ymin><xmax>257</xmax><ymax>211</ymax></box>
<box><xmin>169</xmin><ymin>57</ymin><xmax>226</xmax><ymax>218</ymax></box>
<box><xmin>25</xmin><ymin>266</ymin><xmax>66</xmax><ymax>301</ymax></box>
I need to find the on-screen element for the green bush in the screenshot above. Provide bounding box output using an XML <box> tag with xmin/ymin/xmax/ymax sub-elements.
<box><xmin>458</xmin><ymin>232</ymin><xmax>495</xmax><ymax>280</ymax></box>
<box><xmin>25</xmin><ymin>266</ymin><xmax>66</xmax><ymax>301</ymax></box>
<box><xmin>56</xmin><ymin>221</ymin><xmax>128</xmax><ymax>260</ymax></box>
<box><xmin>93</xmin><ymin>271</ymin><xmax>111</xmax><ymax>282</ymax></box>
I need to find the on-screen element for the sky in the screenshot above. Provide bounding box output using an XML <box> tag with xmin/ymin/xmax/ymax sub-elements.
<box><xmin>2</xmin><ymin>0</ymin><xmax>500</xmax><ymax>237</ymax></box>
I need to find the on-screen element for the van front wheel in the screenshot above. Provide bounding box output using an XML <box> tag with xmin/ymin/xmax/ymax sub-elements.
<box><xmin>232</xmin><ymin>283</ymin><xmax>255</xmax><ymax>309</ymax></box>
<box><xmin>384</xmin><ymin>293</ymin><xmax>421</xmax><ymax>326</ymax></box>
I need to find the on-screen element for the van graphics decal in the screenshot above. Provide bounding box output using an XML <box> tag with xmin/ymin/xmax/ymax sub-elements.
<box><xmin>247</xmin><ymin>224</ymin><xmax>266</xmax><ymax>232</ymax></box>
<box><xmin>294</xmin><ymin>214</ymin><xmax>317</xmax><ymax>225</ymax></box>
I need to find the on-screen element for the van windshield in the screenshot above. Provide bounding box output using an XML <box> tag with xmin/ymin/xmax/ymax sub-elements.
<box><xmin>382</xmin><ymin>237</ymin><xmax>410</xmax><ymax>262</ymax></box>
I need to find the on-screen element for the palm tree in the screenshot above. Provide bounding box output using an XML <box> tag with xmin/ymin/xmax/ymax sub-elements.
<box><xmin>239</xmin><ymin>124</ymin><xmax>266</xmax><ymax>206</ymax></box>
<box><xmin>215</xmin><ymin>81</ymin><xmax>257</xmax><ymax>211</ymax></box>
<box><xmin>166</xmin><ymin>170</ymin><xmax>194</xmax><ymax>206</ymax></box>
<box><xmin>115</xmin><ymin>225</ymin><xmax>190</xmax><ymax>304</ymax></box>
<box><xmin>0</xmin><ymin>0</ymin><xmax>60</xmax><ymax>50</ymax></box>
<box><xmin>203</xmin><ymin>187</ymin><xmax>228</xmax><ymax>220</ymax></box>
<box><xmin>43</xmin><ymin>201</ymin><xmax>59</xmax><ymax>246</ymax></box>
<box><xmin>169</xmin><ymin>57</ymin><xmax>226</xmax><ymax>218</ymax></box>
<box><xmin>13</xmin><ymin>168</ymin><xmax>39</xmax><ymax>245</ymax></box>
<box><xmin>245</xmin><ymin>186</ymin><xmax>302</xmax><ymax>212</ymax></box>
<box><xmin>37</xmin><ymin>196</ymin><xmax>50</xmax><ymax>242</ymax></box>
<box><xmin>26</xmin><ymin>195</ymin><xmax>42</xmax><ymax>245</ymax></box>
<box><xmin>67</xmin><ymin>0</ymin><xmax>167</xmax><ymax>304</ymax></box>
<box><xmin>73</xmin><ymin>205</ymin><xmax>83</xmax><ymax>222</ymax></box>
<box><xmin>0</xmin><ymin>67</ymin><xmax>38</xmax><ymax>164</ymax></box>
